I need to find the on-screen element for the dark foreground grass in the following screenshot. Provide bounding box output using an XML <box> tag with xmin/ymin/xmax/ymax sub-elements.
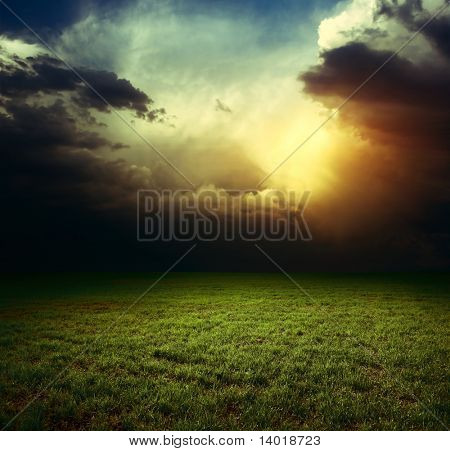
<box><xmin>0</xmin><ymin>272</ymin><xmax>448</xmax><ymax>430</ymax></box>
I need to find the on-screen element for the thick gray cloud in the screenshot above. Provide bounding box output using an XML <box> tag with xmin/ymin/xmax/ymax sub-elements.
<box><xmin>376</xmin><ymin>0</ymin><xmax>450</xmax><ymax>58</ymax></box>
<box><xmin>300</xmin><ymin>42</ymin><xmax>449</xmax><ymax>149</ymax></box>
<box><xmin>0</xmin><ymin>53</ymin><xmax>166</xmax><ymax>121</ymax></box>
<box><xmin>0</xmin><ymin>99</ymin><xmax>110</xmax><ymax>152</ymax></box>
<box><xmin>0</xmin><ymin>47</ymin><xmax>177</xmax><ymax>270</ymax></box>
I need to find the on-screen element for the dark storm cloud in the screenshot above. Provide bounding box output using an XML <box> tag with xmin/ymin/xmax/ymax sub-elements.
<box><xmin>300</xmin><ymin>42</ymin><xmax>449</xmax><ymax>106</ymax></box>
<box><xmin>0</xmin><ymin>49</ymin><xmax>170</xmax><ymax>192</ymax></box>
<box><xmin>74</xmin><ymin>68</ymin><xmax>151</xmax><ymax>116</ymax></box>
<box><xmin>376</xmin><ymin>0</ymin><xmax>450</xmax><ymax>58</ymax></box>
<box><xmin>299</xmin><ymin>0</ymin><xmax>450</xmax><ymax>151</ymax></box>
<box><xmin>0</xmin><ymin>53</ymin><xmax>166</xmax><ymax>121</ymax></box>
<box><xmin>0</xmin><ymin>56</ymin><xmax>77</xmax><ymax>96</ymax></box>
<box><xmin>0</xmin><ymin>99</ymin><xmax>110</xmax><ymax>152</ymax></box>
<box><xmin>297</xmin><ymin>4</ymin><xmax>450</xmax><ymax>270</ymax></box>
<box><xmin>0</xmin><ymin>46</ymin><xmax>181</xmax><ymax>270</ymax></box>
<box><xmin>299</xmin><ymin>42</ymin><xmax>450</xmax><ymax>149</ymax></box>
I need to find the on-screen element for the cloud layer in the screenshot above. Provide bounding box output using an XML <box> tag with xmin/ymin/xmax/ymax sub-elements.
<box><xmin>1</xmin><ymin>0</ymin><xmax>449</xmax><ymax>270</ymax></box>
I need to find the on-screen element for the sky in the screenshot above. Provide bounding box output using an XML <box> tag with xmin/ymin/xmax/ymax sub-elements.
<box><xmin>1</xmin><ymin>0</ymin><xmax>449</xmax><ymax>271</ymax></box>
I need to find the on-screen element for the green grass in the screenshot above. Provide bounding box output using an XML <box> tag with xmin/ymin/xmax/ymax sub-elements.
<box><xmin>0</xmin><ymin>272</ymin><xmax>448</xmax><ymax>430</ymax></box>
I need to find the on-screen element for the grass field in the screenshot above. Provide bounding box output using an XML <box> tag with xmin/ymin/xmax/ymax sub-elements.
<box><xmin>0</xmin><ymin>272</ymin><xmax>448</xmax><ymax>430</ymax></box>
